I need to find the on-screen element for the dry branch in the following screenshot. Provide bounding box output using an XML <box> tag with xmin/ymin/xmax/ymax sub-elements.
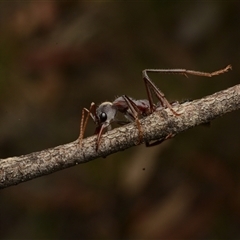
<box><xmin>1</xmin><ymin>84</ymin><xmax>240</xmax><ymax>189</ymax></box>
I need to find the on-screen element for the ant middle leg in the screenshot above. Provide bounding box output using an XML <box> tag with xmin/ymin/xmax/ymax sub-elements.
<box><xmin>79</xmin><ymin>102</ymin><xmax>96</xmax><ymax>148</ymax></box>
<box><xmin>122</xmin><ymin>95</ymin><xmax>144</xmax><ymax>145</ymax></box>
<box><xmin>145</xmin><ymin>133</ymin><xmax>175</xmax><ymax>147</ymax></box>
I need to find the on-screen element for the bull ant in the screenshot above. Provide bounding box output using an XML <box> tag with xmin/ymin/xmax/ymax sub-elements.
<box><xmin>79</xmin><ymin>65</ymin><xmax>232</xmax><ymax>150</ymax></box>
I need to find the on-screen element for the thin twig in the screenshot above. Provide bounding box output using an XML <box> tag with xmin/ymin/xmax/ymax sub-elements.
<box><xmin>0</xmin><ymin>84</ymin><xmax>240</xmax><ymax>189</ymax></box>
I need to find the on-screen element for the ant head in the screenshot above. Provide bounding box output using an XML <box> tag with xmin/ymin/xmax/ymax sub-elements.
<box><xmin>96</xmin><ymin>102</ymin><xmax>117</xmax><ymax>128</ymax></box>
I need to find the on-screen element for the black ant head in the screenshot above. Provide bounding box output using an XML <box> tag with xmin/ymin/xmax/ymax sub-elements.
<box><xmin>96</xmin><ymin>102</ymin><xmax>117</xmax><ymax>128</ymax></box>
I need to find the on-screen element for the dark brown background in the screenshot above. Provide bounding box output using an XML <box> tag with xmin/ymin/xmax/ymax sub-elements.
<box><xmin>0</xmin><ymin>2</ymin><xmax>239</xmax><ymax>239</ymax></box>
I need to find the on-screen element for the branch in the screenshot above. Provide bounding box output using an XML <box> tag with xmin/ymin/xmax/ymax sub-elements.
<box><xmin>1</xmin><ymin>84</ymin><xmax>240</xmax><ymax>189</ymax></box>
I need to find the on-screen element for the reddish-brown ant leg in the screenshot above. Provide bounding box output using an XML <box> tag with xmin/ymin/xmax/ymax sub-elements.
<box><xmin>122</xmin><ymin>95</ymin><xmax>144</xmax><ymax>144</ymax></box>
<box><xmin>145</xmin><ymin>133</ymin><xmax>175</xmax><ymax>147</ymax></box>
<box><xmin>95</xmin><ymin>124</ymin><xmax>106</xmax><ymax>151</ymax></box>
<box><xmin>183</xmin><ymin>64</ymin><xmax>232</xmax><ymax>77</ymax></box>
<box><xmin>142</xmin><ymin>65</ymin><xmax>232</xmax><ymax>115</ymax></box>
<box><xmin>79</xmin><ymin>102</ymin><xmax>96</xmax><ymax>148</ymax></box>
<box><xmin>142</xmin><ymin>71</ymin><xmax>180</xmax><ymax>116</ymax></box>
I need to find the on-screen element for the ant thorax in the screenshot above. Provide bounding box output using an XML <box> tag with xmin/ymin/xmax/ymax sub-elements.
<box><xmin>113</xmin><ymin>96</ymin><xmax>152</xmax><ymax>116</ymax></box>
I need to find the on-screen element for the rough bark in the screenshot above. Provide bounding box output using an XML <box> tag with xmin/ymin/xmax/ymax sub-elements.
<box><xmin>0</xmin><ymin>84</ymin><xmax>240</xmax><ymax>189</ymax></box>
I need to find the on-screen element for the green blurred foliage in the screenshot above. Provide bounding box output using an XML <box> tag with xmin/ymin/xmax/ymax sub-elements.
<box><xmin>0</xmin><ymin>1</ymin><xmax>240</xmax><ymax>239</ymax></box>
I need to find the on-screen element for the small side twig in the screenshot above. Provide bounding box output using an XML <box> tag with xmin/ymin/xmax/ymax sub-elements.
<box><xmin>0</xmin><ymin>84</ymin><xmax>240</xmax><ymax>189</ymax></box>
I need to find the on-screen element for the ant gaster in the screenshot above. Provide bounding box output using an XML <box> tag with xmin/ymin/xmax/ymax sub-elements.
<box><xmin>79</xmin><ymin>65</ymin><xmax>232</xmax><ymax>151</ymax></box>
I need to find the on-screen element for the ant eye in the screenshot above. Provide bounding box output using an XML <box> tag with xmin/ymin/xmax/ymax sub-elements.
<box><xmin>99</xmin><ymin>112</ymin><xmax>107</xmax><ymax>122</ymax></box>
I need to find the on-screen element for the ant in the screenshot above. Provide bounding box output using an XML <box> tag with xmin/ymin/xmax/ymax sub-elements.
<box><xmin>79</xmin><ymin>65</ymin><xmax>232</xmax><ymax>151</ymax></box>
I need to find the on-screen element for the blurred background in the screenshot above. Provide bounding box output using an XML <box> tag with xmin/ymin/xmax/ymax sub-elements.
<box><xmin>0</xmin><ymin>1</ymin><xmax>240</xmax><ymax>239</ymax></box>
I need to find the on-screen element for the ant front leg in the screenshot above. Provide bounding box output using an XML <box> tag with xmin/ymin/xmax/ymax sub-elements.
<box><xmin>79</xmin><ymin>102</ymin><xmax>96</xmax><ymax>148</ymax></box>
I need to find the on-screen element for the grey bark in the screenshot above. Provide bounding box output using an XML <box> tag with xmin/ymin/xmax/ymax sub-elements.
<box><xmin>0</xmin><ymin>84</ymin><xmax>240</xmax><ymax>189</ymax></box>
